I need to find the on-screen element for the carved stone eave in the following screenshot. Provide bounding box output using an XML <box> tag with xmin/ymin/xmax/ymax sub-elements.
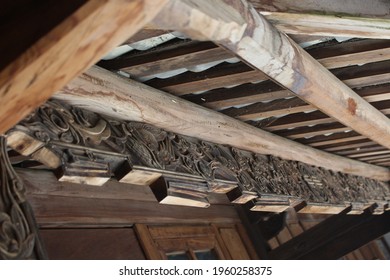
<box><xmin>5</xmin><ymin>100</ymin><xmax>390</xmax><ymax>214</ymax></box>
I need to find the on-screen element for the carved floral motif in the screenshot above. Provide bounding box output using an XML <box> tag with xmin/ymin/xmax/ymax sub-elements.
<box><xmin>9</xmin><ymin>100</ymin><xmax>390</xmax><ymax>206</ymax></box>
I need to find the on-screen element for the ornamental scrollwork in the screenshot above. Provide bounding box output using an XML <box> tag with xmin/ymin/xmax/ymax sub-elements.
<box><xmin>8</xmin><ymin>100</ymin><xmax>390</xmax><ymax>207</ymax></box>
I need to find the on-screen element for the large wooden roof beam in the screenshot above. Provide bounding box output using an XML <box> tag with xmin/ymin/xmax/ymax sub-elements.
<box><xmin>0</xmin><ymin>0</ymin><xmax>169</xmax><ymax>134</ymax></box>
<box><xmin>152</xmin><ymin>0</ymin><xmax>390</xmax><ymax>153</ymax></box>
<box><xmin>54</xmin><ymin>66</ymin><xmax>390</xmax><ymax>181</ymax></box>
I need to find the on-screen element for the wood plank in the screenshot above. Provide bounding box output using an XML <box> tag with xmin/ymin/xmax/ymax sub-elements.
<box><xmin>336</xmin><ymin>145</ymin><xmax>385</xmax><ymax>156</ymax></box>
<box><xmin>250</xmin><ymin>0</ymin><xmax>390</xmax><ymax>18</ymax></box>
<box><xmin>221</xmin><ymin>82</ymin><xmax>390</xmax><ymax>121</ymax></box>
<box><xmin>152</xmin><ymin>0</ymin><xmax>390</xmax><ymax>153</ymax></box>
<box><xmin>276</xmin><ymin>227</ymin><xmax>293</xmax><ymax>244</ymax></box>
<box><xmin>277</xmin><ymin>122</ymin><xmax>348</xmax><ymax>140</ymax></box>
<box><xmin>219</xmin><ymin>227</ymin><xmax>251</xmax><ymax>259</ymax></box>
<box><xmin>323</xmin><ymin>141</ymin><xmax>376</xmax><ymax>152</ymax></box>
<box><xmin>99</xmin><ymin>40</ymin><xmax>234</xmax><ymax>79</ymax></box>
<box><xmin>0</xmin><ymin>0</ymin><xmax>169</xmax><ymax>135</ymax></box>
<box><xmin>299</xmin><ymin>131</ymin><xmax>366</xmax><ymax>147</ymax></box>
<box><xmin>17</xmin><ymin>168</ymin><xmax>231</xmax><ymax>206</ymax></box>
<box><xmin>262</xmin><ymin>12</ymin><xmax>390</xmax><ymax>39</ymax></box>
<box><xmin>28</xmin><ymin>194</ymin><xmax>240</xmax><ymax>227</ymax></box>
<box><xmin>134</xmin><ymin>224</ymin><xmax>162</xmax><ymax>260</ymax></box>
<box><xmin>294</xmin><ymin>212</ymin><xmax>390</xmax><ymax>260</ymax></box>
<box><xmin>348</xmin><ymin>150</ymin><xmax>390</xmax><ymax>159</ymax></box>
<box><xmin>146</xmin><ymin>62</ymin><xmax>265</xmax><ymax>95</ymax></box>
<box><xmin>146</xmin><ymin>39</ymin><xmax>390</xmax><ymax>96</ymax></box>
<box><xmin>55</xmin><ymin>66</ymin><xmax>390</xmax><ymax>180</ymax></box>
<box><xmin>40</xmin><ymin>228</ymin><xmax>145</xmax><ymax>260</ymax></box>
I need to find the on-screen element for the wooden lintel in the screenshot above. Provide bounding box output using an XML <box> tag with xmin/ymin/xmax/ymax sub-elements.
<box><xmin>0</xmin><ymin>0</ymin><xmax>169</xmax><ymax>134</ymax></box>
<box><xmin>151</xmin><ymin>0</ymin><xmax>390</xmax><ymax>159</ymax></box>
<box><xmin>55</xmin><ymin>66</ymin><xmax>390</xmax><ymax>181</ymax></box>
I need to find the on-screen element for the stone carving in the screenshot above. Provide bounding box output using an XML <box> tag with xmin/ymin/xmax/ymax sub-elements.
<box><xmin>0</xmin><ymin>136</ymin><xmax>46</xmax><ymax>259</ymax></box>
<box><xmin>7</xmin><ymin>100</ymin><xmax>390</xmax><ymax>207</ymax></box>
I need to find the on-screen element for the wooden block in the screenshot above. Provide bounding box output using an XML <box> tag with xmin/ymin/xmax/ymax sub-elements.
<box><xmin>115</xmin><ymin>161</ymin><xmax>162</xmax><ymax>186</ymax></box>
<box><xmin>372</xmin><ymin>202</ymin><xmax>389</xmax><ymax>215</ymax></box>
<box><xmin>348</xmin><ymin>202</ymin><xmax>377</xmax><ymax>215</ymax></box>
<box><xmin>149</xmin><ymin>177</ymin><xmax>210</xmax><ymax>208</ymax></box>
<box><xmin>298</xmin><ymin>203</ymin><xmax>351</xmax><ymax>214</ymax></box>
<box><xmin>208</xmin><ymin>181</ymin><xmax>237</xmax><ymax>194</ymax></box>
<box><xmin>6</xmin><ymin>130</ymin><xmax>44</xmax><ymax>156</ymax></box>
<box><xmin>55</xmin><ymin>160</ymin><xmax>111</xmax><ymax>186</ymax></box>
<box><xmin>226</xmin><ymin>188</ymin><xmax>257</xmax><ymax>204</ymax></box>
<box><xmin>31</xmin><ymin>147</ymin><xmax>62</xmax><ymax>169</ymax></box>
<box><xmin>250</xmin><ymin>194</ymin><xmax>291</xmax><ymax>212</ymax></box>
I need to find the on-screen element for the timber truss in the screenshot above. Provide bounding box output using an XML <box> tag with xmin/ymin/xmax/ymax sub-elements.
<box><xmin>6</xmin><ymin>100</ymin><xmax>390</xmax><ymax>214</ymax></box>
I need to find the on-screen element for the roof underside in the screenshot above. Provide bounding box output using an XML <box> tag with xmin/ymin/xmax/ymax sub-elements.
<box><xmin>97</xmin><ymin>31</ymin><xmax>390</xmax><ymax>168</ymax></box>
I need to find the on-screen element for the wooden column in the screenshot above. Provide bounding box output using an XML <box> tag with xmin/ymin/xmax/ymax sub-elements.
<box><xmin>151</xmin><ymin>0</ymin><xmax>390</xmax><ymax>154</ymax></box>
<box><xmin>0</xmin><ymin>0</ymin><xmax>168</xmax><ymax>134</ymax></box>
<box><xmin>0</xmin><ymin>136</ymin><xmax>46</xmax><ymax>259</ymax></box>
<box><xmin>268</xmin><ymin>208</ymin><xmax>390</xmax><ymax>259</ymax></box>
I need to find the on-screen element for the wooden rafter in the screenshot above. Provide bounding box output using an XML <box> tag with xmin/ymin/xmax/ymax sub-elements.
<box><xmin>54</xmin><ymin>66</ymin><xmax>390</xmax><ymax>181</ymax></box>
<box><xmin>0</xmin><ymin>0</ymin><xmax>169</xmax><ymax>134</ymax></box>
<box><xmin>261</xmin><ymin>12</ymin><xmax>390</xmax><ymax>39</ymax></box>
<box><xmin>151</xmin><ymin>0</ymin><xmax>390</xmax><ymax>154</ymax></box>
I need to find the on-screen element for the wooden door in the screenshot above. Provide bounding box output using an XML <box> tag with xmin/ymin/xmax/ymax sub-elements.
<box><xmin>135</xmin><ymin>224</ymin><xmax>257</xmax><ymax>260</ymax></box>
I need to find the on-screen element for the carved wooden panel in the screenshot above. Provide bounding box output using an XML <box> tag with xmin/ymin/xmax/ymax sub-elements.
<box><xmin>0</xmin><ymin>136</ymin><xmax>46</xmax><ymax>259</ymax></box>
<box><xmin>6</xmin><ymin>100</ymin><xmax>390</xmax><ymax>213</ymax></box>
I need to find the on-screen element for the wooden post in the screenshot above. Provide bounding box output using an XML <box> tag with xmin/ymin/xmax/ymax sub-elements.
<box><xmin>0</xmin><ymin>136</ymin><xmax>46</xmax><ymax>259</ymax></box>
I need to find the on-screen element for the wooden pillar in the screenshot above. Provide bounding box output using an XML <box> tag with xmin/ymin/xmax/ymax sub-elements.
<box><xmin>0</xmin><ymin>136</ymin><xmax>46</xmax><ymax>259</ymax></box>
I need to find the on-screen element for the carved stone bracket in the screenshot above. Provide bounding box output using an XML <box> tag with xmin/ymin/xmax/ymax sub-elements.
<box><xmin>0</xmin><ymin>136</ymin><xmax>46</xmax><ymax>259</ymax></box>
<box><xmin>6</xmin><ymin>100</ymin><xmax>390</xmax><ymax>213</ymax></box>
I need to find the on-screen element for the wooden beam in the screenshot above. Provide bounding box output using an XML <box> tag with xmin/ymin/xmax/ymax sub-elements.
<box><xmin>151</xmin><ymin>0</ymin><xmax>390</xmax><ymax>155</ymax></box>
<box><xmin>20</xmin><ymin>169</ymin><xmax>240</xmax><ymax>227</ymax></box>
<box><xmin>0</xmin><ymin>0</ymin><xmax>169</xmax><ymax>134</ymax></box>
<box><xmin>54</xmin><ymin>66</ymin><xmax>390</xmax><ymax>181</ymax></box>
<box><xmin>249</xmin><ymin>0</ymin><xmax>390</xmax><ymax>18</ymax></box>
<box><xmin>262</xmin><ymin>12</ymin><xmax>390</xmax><ymax>39</ymax></box>
<box><xmin>269</xmin><ymin>211</ymin><xmax>390</xmax><ymax>260</ymax></box>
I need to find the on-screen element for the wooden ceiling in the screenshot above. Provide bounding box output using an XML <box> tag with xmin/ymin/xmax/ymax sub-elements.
<box><xmin>2</xmin><ymin>0</ymin><xmax>390</xmax><ymax>182</ymax></box>
<box><xmin>96</xmin><ymin>26</ymin><xmax>390</xmax><ymax>168</ymax></box>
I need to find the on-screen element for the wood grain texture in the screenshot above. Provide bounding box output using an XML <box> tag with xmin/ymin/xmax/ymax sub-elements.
<box><xmin>262</xmin><ymin>12</ymin><xmax>390</xmax><ymax>39</ymax></box>
<box><xmin>40</xmin><ymin>228</ymin><xmax>145</xmax><ymax>260</ymax></box>
<box><xmin>151</xmin><ymin>0</ymin><xmax>390</xmax><ymax>156</ymax></box>
<box><xmin>0</xmin><ymin>0</ymin><xmax>168</xmax><ymax>134</ymax></box>
<box><xmin>250</xmin><ymin>0</ymin><xmax>390</xmax><ymax>18</ymax></box>
<box><xmin>55</xmin><ymin>66</ymin><xmax>390</xmax><ymax>180</ymax></box>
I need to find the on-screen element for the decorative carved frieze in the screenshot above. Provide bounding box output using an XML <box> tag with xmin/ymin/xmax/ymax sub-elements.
<box><xmin>6</xmin><ymin>100</ymin><xmax>390</xmax><ymax>212</ymax></box>
<box><xmin>0</xmin><ymin>136</ymin><xmax>46</xmax><ymax>259</ymax></box>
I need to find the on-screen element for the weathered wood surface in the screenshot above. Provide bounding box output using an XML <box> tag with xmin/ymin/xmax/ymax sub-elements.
<box><xmin>20</xmin><ymin>170</ymin><xmax>240</xmax><ymax>227</ymax></box>
<box><xmin>0</xmin><ymin>137</ymin><xmax>46</xmax><ymax>259</ymax></box>
<box><xmin>0</xmin><ymin>0</ymin><xmax>168</xmax><ymax>134</ymax></box>
<box><xmin>151</xmin><ymin>0</ymin><xmax>390</xmax><ymax>156</ymax></box>
<box><xmin>268</xmin><ymin>209</ymin><xmax>390</xmax><ymax>260</ymax></box>
<box><xmin>9</xmin><ymin>101</ymin><xmax>390</xmax><ymax>213</ymax></box>
<box><xmin>249</xmin><ymin>0</ymin><xmax>390</xmax><ymax>18</ymax></box>
<box><xmin>54</xmin><ymin>66</ymin><xmax>390</xmax><ymax>181</ymax></box>
<box><xmin>261</xmin><ymin>12</ymin><xmax>390</xmax><ymax>39</ymax></box>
